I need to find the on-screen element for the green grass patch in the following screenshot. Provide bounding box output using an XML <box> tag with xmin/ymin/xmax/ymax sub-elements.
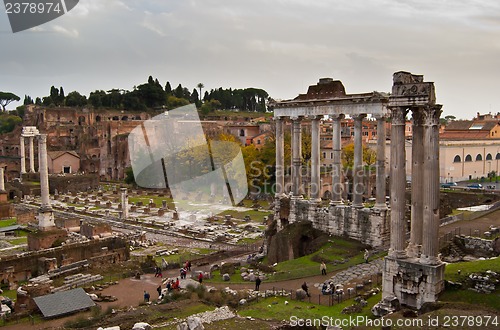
<box><xmin>445</xmin><ymin>258</ymin><xmax>500</xmax><ymax>283</ymax></box>
<box><xmin>440</xmin><ymin>288</ymin><xmax>500</xmax><ymax>311</ymax></box>
<box><xmin>8</xmin><ymin>237</ymin><xmax>27</xmax><ymax>245</ymax></box>
<box><xmin>0</xmin><ymin>218</ymin><xmax>17</xmax><ymax>228</ymax></box>
<box><xmin>218</xmin><ymin>209</ymin><xmax>272</xmax><ymax>222</ymax></box>
<box><xmin>238</xmin><ymin>292</ymin><xmax>381</xmax><ymax>322</ymax></box>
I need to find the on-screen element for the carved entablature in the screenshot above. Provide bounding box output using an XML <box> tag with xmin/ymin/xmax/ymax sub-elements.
<box><xmin>390</xmin><ymin>71</ymin><xmax>436</xmax><ymax>107</ymax></box>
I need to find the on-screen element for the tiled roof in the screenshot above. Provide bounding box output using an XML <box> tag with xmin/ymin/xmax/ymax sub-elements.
<box><xmin>47</xmin><ymin>151</ymin><xmax>80</xmax><ymax>160</ymax></box>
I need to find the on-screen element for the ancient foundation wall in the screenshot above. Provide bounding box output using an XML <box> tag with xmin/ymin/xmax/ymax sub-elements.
<box><xmin>278</xmin><ymin>198</ymin><xmax>390</xmax><ymax>248</ymax></box>
<box><xmin>0</xmin><ymin>237</ymin><xmax>129</xmax><ymax>281</ymax></box>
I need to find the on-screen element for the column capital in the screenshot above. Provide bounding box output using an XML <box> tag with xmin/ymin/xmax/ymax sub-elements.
<box><xmin>330</xmin><ymin>114</ymin><xmax>345</xmax><ymax>121</ymax></box>
<box><xmin>273</xmin><ymin>116</ymin><xmax>285</xmax><ymax>121</ymax></box>
<box><xmin>352</xmin><ymin>114</ymin><xmax>367</xmax><ymax>121</ymax></box>
<box><xmin>290</xmin><ymin>116</ymin><xmax>302</xmax><ymax>121</ymax></box>
<box><xmin>389</xmin><ymin>107</ymin><xmax>407</xmax><ymax>125</ymax></box>
<box><xmin>307</xmin><ymin>115</ymin><xmax>322</xmax><ymax>121</ymax></box>
<box><xmin>373</xmin><ymin>113</ymin><xmax>386</xmax><ymax>120</ymax></box>
<box><xmin>422</xmin><ymin>105</ymin><xmax>442</xmax><ymax>126</ymax></box>
<box><xmin>411</xmin><ymin>107</ymin><xmax>425</xmax><ymax>125</ymax></box>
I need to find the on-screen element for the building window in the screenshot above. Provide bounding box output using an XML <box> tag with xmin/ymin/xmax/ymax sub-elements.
<box><xmin>63</xmin><ymin>166</ymin><xmax>71</xmax><ymax>174</ymax></box>
<box><xmin>465</xmin><ymin>154</ymin><xmax>472</xmax><ymax>162</ymax></box>
<box><xmin>453</xmin><ymin>155</ymin><xmax>461</xmax><ymax>163</ymax></box>
<box><xmin>486</xmin><ymin>153</ymin><xmax>493</xmax><ymax>161</ymax></box>
<box><xmin>496</xmin><ymin>153</ymin><xmax>500</xmax><ymax>160</ymax></box>
<box><xmin>330</xmin><ymin>152</ymin><xmax>333</xmax><ymax>159</ymax></box>
<box><xmin>476</xmin><ymin>154</ymin><xmax>483</xmax><ymax>161</ymax></box>
<box><xmin>239</xmin><ymin>129</ymin><xmax>245</xmax><ymax>137</ymax></box>
<box><xmin>322</xmin><ymin>152</ymin><xmax>326</xmax><ymax>159</ymax></box>
<box><xmin>257</xmin><ymin>140</ymin><xmax>261</xmax><ymax>145</ymax></box>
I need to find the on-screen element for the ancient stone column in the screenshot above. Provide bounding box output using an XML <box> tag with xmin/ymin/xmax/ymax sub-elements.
<box><xmin>38</xmin><ymin>134</ymin><xmax>51</xmax><ymax>208</ymax></box>
<box><xmin>0</xmin><ymin>167</ymin><xmax>5</xmax><ymax>192</ymax></box>
<box><xmin>121</xmin><ymin>188</ymin><xmax>129</xmax><ymax>219</ymax></box>
<box><xmin>310</xmin><ymin>116</ymin><xmax>321</xmax><ymax>201</ymax></box>
<box><xmin>407</xmin><ymin>108</ymin><xmax>424</xmax><ymax>258</ymax></box>
<box><xmin>331</xmin><ymin>114</ymin><xmax>344</xmax><ymax>205</ymax></box>
<box><xmin>374</xmin><ymin>114</ymin><xmax>387</xmax><ymax>209</ymax></box>
<box><xmin>37</xmin><ymin>134</ymin><xmax>55</xmax><ymax>229</ymax></box>
<box><xmin>291</xmin><ymin>116</ymin><xmax>302</xmax><ymax>198</ymax></box>
<box><xmin>29</xmin><ymin>136</ymin><xmax>35</xmax><ymax>173</ymax></box>
<box><xmin>20</xmin><ymin>136</ymin><xmax>26</xmax><ymax>174</ymax></box>
<box><xmin>420</xmin><ymin>105</ymin><xmax>442</xmax><ymax>265</ymax></box>
<box><xmin>275</xmin><ymin>117</ymin><xmax>285</xmax><ymax>197</ymax></box>
<box><xmin>389</xmin><ymin>107</ymin><xmax>407</xmax><ymax>258</ymax></box>
<box><xmin>352</xmin><ymin>114</ymin><xmax>366</xmax><ymax>207</ymax></box>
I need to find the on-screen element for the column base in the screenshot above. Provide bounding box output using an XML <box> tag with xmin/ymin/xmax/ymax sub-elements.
<box><xmin>352</xmin><ymin>203</ymin><xmax>364</xmax><ymax>209</ymax></box>
<box><xmin>374</xmin><ymin>203</ymin><xmax>387</xmax><ymax>210</ymax></box>
<box><xmin>309</xmin><ymin>198</ymin><xmax>322</xmax><ymax>204</ymax></box>
<box><xmin>419</xmin><ymin>254</ymin><xmax>441</xmax><ymax>265</ymax></box>
<box><xmin>37</xmin><ymin>209</ymin><xmax>55</xmax><ymax>230</ymax></box>
<box><xmin>388</xmin><ymin>248</ymin><xmax>407</xmax><ymax>259</ymax></box>
<box><xmin>290</xmin><ymin>195</ymin><xmax>303</xmax><ymax>200</ymax></box>
<box><xmin>406</xmin><ymin>243</ymin><xmax>421</xmax><ymax>258</ymax></box>
<box><xmin>379</xmin><ymin>256</ymin><xmax>445</xmax><ymax>311</ymax></box>
<box><xmin>329</xmin><ymin>200</ymin><xmax>344</xmax><ymax>206</ymax></box>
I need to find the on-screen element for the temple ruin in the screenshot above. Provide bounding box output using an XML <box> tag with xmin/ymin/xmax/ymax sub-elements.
<box><xmin>272</xmin><ymin>77</ymin><xmax>390</xmax><ymax>247</ymax></box>
<box><xmin>274</xmin><ymin>71</ymin><xmax>445</xmax><ymax>310</ymax></box>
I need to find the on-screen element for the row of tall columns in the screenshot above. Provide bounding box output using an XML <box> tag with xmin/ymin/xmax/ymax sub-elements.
<box><xmin>389</xmin><ymin>105</ymin><xmax>442</xmax><ymax>265</ymax></box>
<box><xmin>275</xmin><ymin>114</ymin><xmax>387</xmax><ymax>208</ymax></box>
<box><xmin>19</xmin><ymin>136</ymin><xmax>37</xmax><ymax>174</ymax></box>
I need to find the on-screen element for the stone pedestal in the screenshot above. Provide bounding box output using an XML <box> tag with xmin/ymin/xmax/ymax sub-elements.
<box><xmin>381</xmin><ymin>256</ymin><xmax>444</xmax><ymax>310</ymax></box>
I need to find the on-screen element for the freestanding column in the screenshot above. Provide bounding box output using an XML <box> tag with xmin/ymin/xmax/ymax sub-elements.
<box><xmin>389</xmin><ymin>107</ymin><xmax>407</xmax><ymax>258</ymax></box>
<box><xmin>352</xmin><ymin>114</ymin><xmax>366</xmax><ymax>207</ymax></box>
<box><xmin>20</xmin><ymin>137</ymin><xmax>26</xmax><ymax>174</ymax></box>
<box><xmin>291</xmin><ymin>116</ymin><xmax>302</xmax><ymax>198</ymax></box>
<box><xmin>38</xmin><ymin>134</ymin><xmax>50</xmax><ymax>208</ymax></box>
<box><xmin>374</xmin><ymin>114</ymin><xmax>387</xmax><ymax>209</ymax></box>
<box><xmin>275</xmin><ymin>117</ymin><xmax>285</xmax><ymax>197</ymax></box>
<box><xmin>0</xmin><ymin>167</ymin><xmax>5</xmax><ymax>191</ymax></box>
<box><xmin>331</xmin><ymin>114</ymin><xmax>344</xmax><ymax>205</ymax></box>
<box><xmin>310</xmin><ymin>116</ymin><xmax>321</xmax><ymax>201</ymax></box>
<box><xmin>407</xmin><ymin>108</ymin><xmax>424</xmax><ymax>258</ymax></box>
<box><xmin>420</xmin><ymin>105</ymin><xmax>442</xmax><ymax>265</ymax></box>
<box><xmin>121</xmin><ymin>188</ymin><xmax>129</xmax><ymax>219</ymax></box>
<box><xmin>29</xmin><ymin>136</ymin><xmax>35</xmax><ymax>173</ymax></box>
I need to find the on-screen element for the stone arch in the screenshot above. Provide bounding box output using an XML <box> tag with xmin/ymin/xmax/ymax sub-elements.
<box><xmin>323</xmin><ymin>190</ymin><xmax>332</xmax><ymax>200</ymax></box>
<box><xmin>239</xmin><ymin>129</ymin><xmax>245</xmax><ymax>136</ymax></box>
<box><xmin>496</xmin><ymin>153</ymin><xmax>500</xmax><ymax>160</ymax></box>
<box><xmin>96</xmin><ymin>115</ymin><xmax>101</xmax><ymax>122</ymax></box>
<box><xmin>465</xmin><ymin>154</ymin><xmax>472</xmax><ymax>162</ymax></box>
<box><xmin>78</xmin><ymin>116</ymin><xmax>85</xmax><ymax>126</ymax></box>
<box><xmin>486</xmin><ymin>153</ymin><xmax>493</xmax><ymax>161</ymax></box>
<box><xmin>121</xmin><ymin>116</ymin><xmax>128</xmax><ymax>121</ymax></box>
<box><xmin>112</xmin><ymin>116</ymin><xmax>119</xmax><ymax>121</ymax></box>
<box><xmin>476</xmin><ymin>154</ymin><xmax>482</xmax><ymax>161</ymax></box>
<box><xmin>453</xmin><ymin>155</ymin><xmax>461</xmax><ymax>163</ymax></box>
<box><xmin>134</xmin><ymin>115</ymin><xmax>142</xmax><ymax>120</ymax></box>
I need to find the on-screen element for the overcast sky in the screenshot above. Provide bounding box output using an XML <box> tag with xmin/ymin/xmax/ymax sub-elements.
<box><xmin>2</xmin><ymin>0</ymin><xmax>500</xmax><ymax>119</ymax></box>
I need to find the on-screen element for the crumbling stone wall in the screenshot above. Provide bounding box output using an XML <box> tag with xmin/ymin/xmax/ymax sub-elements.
<box><xmin>456</xmin><ymin>236</ymin><xmax>499</xmax><ymax>257</ymax></box>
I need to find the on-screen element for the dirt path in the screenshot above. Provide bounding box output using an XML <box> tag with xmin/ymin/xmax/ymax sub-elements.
<box><xmin>439</xmin><ymin>208</ymin><xmax>500</xmax><ymax>236</ymax></box>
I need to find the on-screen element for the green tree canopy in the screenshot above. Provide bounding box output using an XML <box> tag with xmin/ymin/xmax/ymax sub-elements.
<box><xmin>0</xmin><ymin>92</ymin><xmax>20</xmax><ymax>112</ymax></box>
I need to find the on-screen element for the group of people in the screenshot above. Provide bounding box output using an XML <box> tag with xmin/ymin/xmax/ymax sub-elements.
<box><xmin>154</xmin><ymin>266</ymin><xmax>163</xmax><ymax>278</ymax></box>
<box><xmin>180</xmin><ymin>260</ymin><xmax>192</xmax><ymax>279</ymax></box>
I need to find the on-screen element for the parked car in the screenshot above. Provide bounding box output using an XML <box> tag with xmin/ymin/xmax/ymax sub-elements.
<box><xmin>466</xmin><ymin>183</ymin><xmax>484</xmax><ymax>190</ymax></box>
<box><xmin>441</xmin><ymin>182</ymin><xmax>458</xmax><ymax>188</ymax></box>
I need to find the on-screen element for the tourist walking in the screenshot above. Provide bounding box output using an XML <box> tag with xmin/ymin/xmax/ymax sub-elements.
<box><xmin>143</xmin><ymin>290</ymin><xmax>150</xmax><ymax>302</ymax></box>
<box><xmin>364</xmin><ymin>249</ymin><xmax>370</xmax><ymax>264</ymax></box>
<box><xmin>198</xmin><ymin>272</ymin><xmax>203</xmax><ymax>284</ymax></box>
<box><xmin>301</xmin><ymin>282</ymin><xmax>310</xmax><ymax>297</ymax></box>
<box><xmin>320</xmin><ymin>261</ymin><xmax>327</xmax><ymax>275</ymax></box>
<box><xmin>255</xmin><ymin>276</ymin><xmax>261</xmax><ymax>291</ymax></box>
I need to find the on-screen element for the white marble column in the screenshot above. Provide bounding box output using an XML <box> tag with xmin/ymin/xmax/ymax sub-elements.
<box><xmin>291</xmin><ymin>116</ymin><xmax>302</xmax><ymax>198</ymax></box>
<box><xmin>275</xmin><ymin>117</ymin><xmax>285</xmax><ymax>197</ymax></box>
<box><xmin>374</xmin><ymin>115</ymin><xmax>387</xmax><ymax>209</ymax></box>
<box><xmin>407</xmin><ymin>108</ymin><xmax>424</xmax><ymax>258</ymax></box>
<box><xmin>20</xmin><ymin>136</ymin><xmax>26</xmax><ymax>174</ymax></box>
<box><xmin>29</xmin><ymin>136</ymin><xmax>35</xmax><ymax>173</ymax></box>
<box><xmin>310</xmin><ymin>116</ymin><xmax>321</xmax><ymax>202</ymax></box>
<box><xmin>121</xmin><ymin>188</ymin><xmax>129</xmax><ymax>219</ymax></box>
<box><xmin>420</xmin><ymin>105</ymin><xmax>442</xmax><ymax>265</ymax></box>
<box><xmin>389</xmin><ymin>107</ymin><xmax>407</xmax><ymax>259</ymax></box>
<box><xmin>0</xmin><ymin>167</ymin><xmax>5</xmax><ymax>191</ymax></box>
<box><xmin>352</xmin><ymin>114</ymin><xmax>366</xmax><ymax>207</ymax></box>
<box><xmin>37</xmin><ymin>134</ymin><xmax>55</xmax><ymax>229</ymax></box>
<box><xmin>331</xmin><ymin>114</ymin><xmax>344</xmax><ymax>205</ymax></box>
